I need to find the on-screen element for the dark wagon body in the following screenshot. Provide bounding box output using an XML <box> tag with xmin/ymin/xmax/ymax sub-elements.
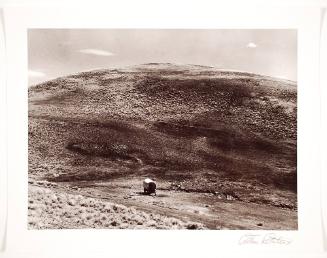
<box><xmin>143</xmin><ymin>178</ymin><xmax>156</xmax><ymax>195</ymax></box>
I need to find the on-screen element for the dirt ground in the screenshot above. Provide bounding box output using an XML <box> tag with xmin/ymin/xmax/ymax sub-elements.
<box><xmin>29</xmin><ymin>176</ymin><xmax>297</xmax><ymax>230</ymax></box>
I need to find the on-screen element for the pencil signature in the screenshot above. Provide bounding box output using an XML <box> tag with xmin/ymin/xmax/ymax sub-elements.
<box><xmin>239</xmin><ymin>233</ymin><xmax>292</xmax><ymax>245</ymax></box>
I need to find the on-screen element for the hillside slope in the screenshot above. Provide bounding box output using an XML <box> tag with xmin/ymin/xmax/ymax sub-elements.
<box><xmin>28</xmin><ymin>63</ymin><xmax>297</xmax><ymax>229</ymax></box>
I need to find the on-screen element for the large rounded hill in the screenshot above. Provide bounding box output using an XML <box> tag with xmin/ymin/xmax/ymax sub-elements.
<box><xmin>28</xmin><ymin>63</ymin><xmax>297</xmax><ymax>209</ymax></box>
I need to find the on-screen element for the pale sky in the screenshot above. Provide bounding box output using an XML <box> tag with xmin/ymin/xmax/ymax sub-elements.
<box><xmin>28</xmin><ymin>29</ymin><xmax>297</xmax><ymax>85</ymax></box>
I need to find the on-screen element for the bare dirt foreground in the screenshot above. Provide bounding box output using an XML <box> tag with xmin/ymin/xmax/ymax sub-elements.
<box><xmin>28</xmin><ymin>177</ymin><xmax>296</xmax><ymax>230</ymax></box>
<box><xmin>28</xmin><ymin>63</ymin><xmax>297</xmax><ymax>230</ymax></box>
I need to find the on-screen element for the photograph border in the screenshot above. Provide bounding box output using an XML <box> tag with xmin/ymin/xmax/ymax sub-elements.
<box><xmin>1</xmin><ymin>1</ymin><xmax>326</xmax><ymax>258</ymax></box>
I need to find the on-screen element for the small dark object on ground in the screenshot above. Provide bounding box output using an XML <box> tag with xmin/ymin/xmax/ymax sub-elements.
<box><xmin>143</xmin><ymin>178</ymin><xmax>157</xmax><ymax>195</ymax></box>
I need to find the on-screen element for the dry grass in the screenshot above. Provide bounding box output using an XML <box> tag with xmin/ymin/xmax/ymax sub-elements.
<box><xmin>28</xmin><ymin>185</ymin><xmax>206</xmax><ymax>230</ymax></box>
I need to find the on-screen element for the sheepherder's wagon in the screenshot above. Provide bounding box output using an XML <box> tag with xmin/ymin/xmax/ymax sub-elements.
<box><xmin>143</xmin><ymin>178</ymin><xmax>156</xmax><ymax>195</ymax></box>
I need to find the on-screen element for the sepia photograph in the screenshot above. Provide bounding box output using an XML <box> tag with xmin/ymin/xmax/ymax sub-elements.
<box><xmin>28</xmin><ymin>29</ymin><xmax>297</xmax><ymax>230</ymax></box>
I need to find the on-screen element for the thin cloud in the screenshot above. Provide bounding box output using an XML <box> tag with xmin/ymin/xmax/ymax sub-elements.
<box><xmin>28</xmin><ymin>70</ymin><xmax>46</xmax><ymax>77</ymax></box>
<box><xmin>246</xmin><ymin>42</ymin><xmax>257</xmax><ymax>48</ymax></box>
<box><xmin>78</xmin><ymin>49</ymin><xmax>115</xmax><ymax>56</ymax></box>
